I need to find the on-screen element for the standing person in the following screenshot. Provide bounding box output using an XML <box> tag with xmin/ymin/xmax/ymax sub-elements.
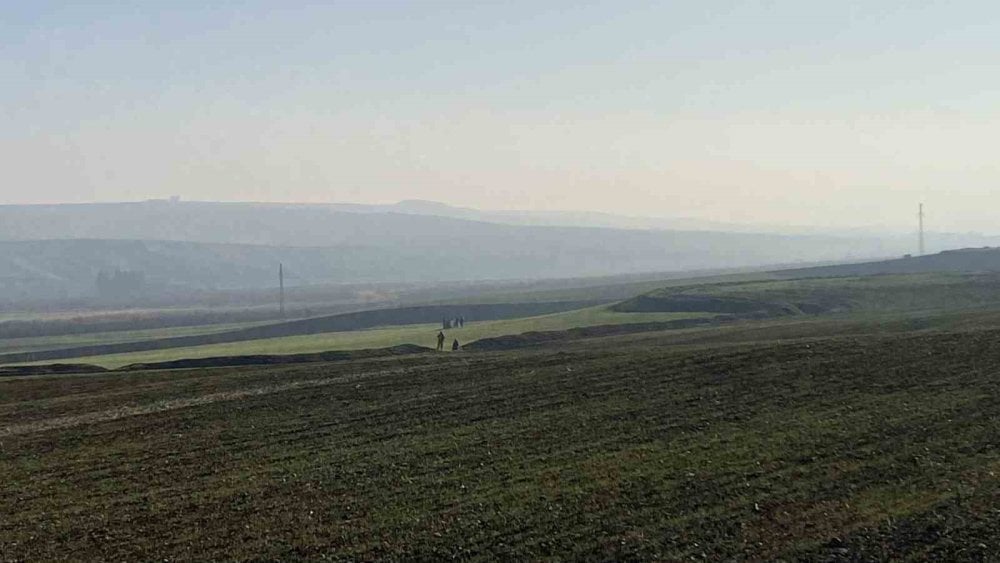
<box><xmin>452</xmin><ymin>338</ymin><xmax>460</xmax><ymax>351</ymax></box>
<box><xmin>437</xmin><ymin>331</ymin><xmax>445</xmax><ymax>351</ymax></box>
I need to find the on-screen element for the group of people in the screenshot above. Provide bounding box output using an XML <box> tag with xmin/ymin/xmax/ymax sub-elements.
<box><xmin>436</xmin><ymin>314</ymin><xmax>466</xmax><ymax>351</ymax></box>
<box><xmin>436</xmin><ymin>331</ymin><xmax>460</xmax><ymax>352</ymax></box>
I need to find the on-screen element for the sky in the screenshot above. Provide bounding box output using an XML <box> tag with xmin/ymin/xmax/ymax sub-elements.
<box><xmin>3</xmin><ymin>1</ymin><xmax>1000</xmax><ymax>233</ymax></box>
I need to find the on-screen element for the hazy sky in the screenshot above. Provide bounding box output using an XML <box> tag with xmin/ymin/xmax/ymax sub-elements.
<box><xmin>4</xmin><ymin>1</ymin><xmax>1000</xmax><ymax>232</ymax></box>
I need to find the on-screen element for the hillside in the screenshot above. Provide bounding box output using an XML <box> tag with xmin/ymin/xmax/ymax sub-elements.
<box><xmin>777</xmin><ymin>246</ymin><xmax>1000</xmax><ymax>278</ymax></box>
<box><xmin>0</xmin><ymin>201</ymin><xmax>810</xmax><ymax>246</ymax></box>
<box><xmin>615</xmin><ymin>273</ymin><xmax>1000</xmax><ymax>317</ymax></box>
<box><xmin>6</xmin><ymin>200</ymin><xmax>995</xmax><ymax>248</ymax></box>
<box><xmin>6</xmin><ymin>202</ymin><xmax>1000</xmax><ymax>305</ymax></box>
<box><xmin>612</xmin><ymin>251</ymin><xmax>1000</xmax><ymax>320</ymax></box>
<box><xmin>0</xmin><ymin>202</ymin><xmax>909</xmax><ymax>304</ymax></box>
<box><xmin>0</xmin><ymin>236</ymin><xmax>788</xmax><ymax>304</ymax></box>
<box><xmin>328</xmin><ymin>199</ymin><xmax>771</xmax><ymax>232</ymax></box>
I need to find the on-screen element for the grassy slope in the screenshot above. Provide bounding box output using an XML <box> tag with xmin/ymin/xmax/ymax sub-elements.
<box><xmin>54</xmin><ymin>306</ymin><xmax>709</xmax><ymax>368</ymax></box>
<box><xmin>431</xmin><ymin>271</ymin><xmax>777</xmax><ymax>306</ymax></box>
<box><xmin>12</xmin><ymin>272</ymin><xmax>1000</xmax><ymax>368</ymax></box>
<box><xmin>3</xmin><ymin>327</ymin><xmax>1000</xmax><ymax>559</ymax></box>
<box><xmin>13</xmin><ymin>272</ymin><xmax>998</xmax><ymax>367</ymax></box>
<box><xmin>0</xmin><ymin>321</ymin><xmax>271</xmax><ymax>355</ymax></box>
<box><xmin>624</xmin><ymin>273</ymin><xmax>1000</xmax><ymax>314</ymax></box>
<box><xmin>0</xmin><ymin>270</ymin><xmax>772</xmax><ymax>331</ymax></box>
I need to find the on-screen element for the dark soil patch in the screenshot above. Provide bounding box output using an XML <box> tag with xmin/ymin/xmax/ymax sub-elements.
<box><xmin>464</xmin><ymin>316</ymin><xmax>732</xmax><ymax>351</ymax></box>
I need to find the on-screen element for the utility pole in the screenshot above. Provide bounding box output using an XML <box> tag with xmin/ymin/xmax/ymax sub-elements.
<box><xmin>279</xmin><ymin>263</ymin><xmax>285</xmax><ymax>318</ymax></box>
<box><xmin>918</xmin><ymin>203</ymin><xmax>925</xmax><ymax>256</ymax></box>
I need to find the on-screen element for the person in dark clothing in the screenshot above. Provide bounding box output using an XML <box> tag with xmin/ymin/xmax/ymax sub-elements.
<box><xmin>452</xmin><ymin>339</ymin><xmax>460</xmax><ymax>351</ymax></box>
<box><xmin>436</xmin><ymin>331</ymin><xmax>445</xmax><ymax>351</ymax></box>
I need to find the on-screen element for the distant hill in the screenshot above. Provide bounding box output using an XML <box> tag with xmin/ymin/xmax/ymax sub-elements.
<box><xmin>3</xmin><ymin>200</ymin><xmax>992</xmax><ymax>250</ymax></box>
<box><xmin>0</xmin><ymin>233</ymin><xmax>860</xmax><ymax>304</ymax></box>
<box><xmin>0</xmin><ymin>200</ymin><xmax>814</xmax><ymax>244</ymax></box>
<box><xmin>319</xmin><ymin>200</ymin><xmax>1000</xmax><ymax>243</ymax></box>
<box><xmin>327</xmin><ymin>199</ymin><xmax>764</xmax><ymax>232</ymax></box>
<box><xmin>2</xmin><ymin>201</ymin><xmax>997</xmax><ymax>305</ymax></box>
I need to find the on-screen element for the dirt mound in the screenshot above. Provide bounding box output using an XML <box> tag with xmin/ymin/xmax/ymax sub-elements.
<box><xmin>0</xmin><ymin>364</ymin><xmax>109</xmax><ymax>377</ymax></box>
<box><xmin>464</xmin><ymin>317</ymin><xmax>729</xmax><ymax>351</ymax></box>
<box><xmin>116</xmin><ymin>344</ymin><xmax>432</xmax><ymax>372</ymax></box>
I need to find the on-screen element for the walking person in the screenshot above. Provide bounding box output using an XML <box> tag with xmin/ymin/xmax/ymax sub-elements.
<box><xmin>436</xmin><ymin>331</ymin><xmax>445</xmax><ymax>351</ymax></box>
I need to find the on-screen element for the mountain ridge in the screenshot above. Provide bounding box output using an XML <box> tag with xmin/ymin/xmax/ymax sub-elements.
<box><xmin>2</xmin><ymin>200</ymin><xmax>997</xmax><ymax>305</ymax></box>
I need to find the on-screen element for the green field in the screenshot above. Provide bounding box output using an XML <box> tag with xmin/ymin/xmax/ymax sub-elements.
<box><xmin>14</xmin><ymin>272</ymin><xmax>1000</xmax><ymax>369</ymax></box>
<box><xmin>51</xmin><ymin>306</ymin><xmax>710</xmax><ymax>368</ymax></box>
<box><xmin>4</xmin><ymin>316</ymin><xmax>1000</xmax><ymax>559</ymax></box>
<box><xmin>0</xmin><ymin>269</ymin><xmax>772</xmax><ymax>338</ymax></box>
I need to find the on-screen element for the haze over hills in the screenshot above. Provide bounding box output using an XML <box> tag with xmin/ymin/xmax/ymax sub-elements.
<box><xmin>2</xmin><ymin>200</ymin><xmax>999</xmax><ymax>305</ymax></box>
<box><xmin>328</xmin><ymin>199</ymin><xmax>771</xmax><ymax>232</ymax></box>
<box><xmin>1</xmin><ymin>199</ymin><xmax>991</xmax><ymax>243</ymax></box>
<box><xmin>293</xmin><ymin>199</ymin><xmax>995</xmax><ymax>239</ymax></box>
<box><xmin>2</xmin><ymin>199</ymin><xmax>765</xmax><ymax>243</ymax></box>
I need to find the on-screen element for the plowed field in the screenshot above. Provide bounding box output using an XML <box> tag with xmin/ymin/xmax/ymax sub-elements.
<box><xmin>3</xmin><ymin>328</ymin><xmax>1000</xmax><ymax>560</ymax></box>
